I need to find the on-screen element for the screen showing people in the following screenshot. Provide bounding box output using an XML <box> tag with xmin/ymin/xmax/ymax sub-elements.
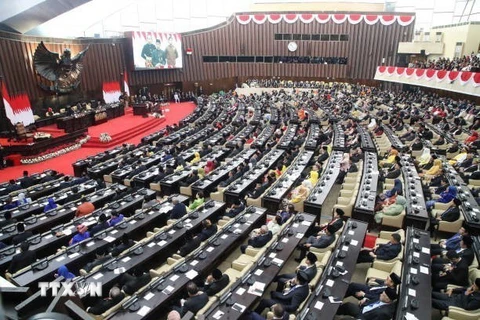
<box><xmin>132</xmin><ymin>32</ymin><xmax>182</xmax><ymax>70</ymax></box>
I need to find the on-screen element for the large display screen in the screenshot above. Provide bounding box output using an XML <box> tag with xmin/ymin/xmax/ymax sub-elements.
<box><xmin>132</xmin><ymin>32</ymin><xmax>183</xmax><ymax>70</ymax></box>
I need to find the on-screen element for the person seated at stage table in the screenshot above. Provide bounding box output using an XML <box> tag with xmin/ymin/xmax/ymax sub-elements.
<box><xmin>346</xmin><ymin>272</ymin><xmax>401</xmax><ymax>303</ymax></box>
<box><xmin>108</xmin><ymin>210</ymin><xmax>124</xmax><ymax>227</ymax></box>
<box><xmin>295</xmin><ymin>225</ymin><xmax>336</xmax><ymax>262</ymax></box>
<box><xmin>75</xmin><ymin>197</ymin><xmax>95</xmax><ymax>218</ymax></box>
<box><xmin>43</xmin><ymin>197</ymin><xmax>57</xmax><ymax>213</ymax></box>
<box><xmin>189</xmin><ymin>152</ymin><xmax>201</xmax><ymax>166</ymax></box>
<box><xmin>204</xmin><ymin>160</ymin><xmax>216</xmax><ymax>175</ymax></box>
<box><xmin>188</xmin><ymin>191</ymin><xmax>205</xmax><ymax>211</ymax></box>
<box><xmin>196</xmin><ymin>219</ymin><xmax>217</xmax><ymax>242</ymax></box>
<box><xmin>168</xmin><ymin>198</ymin><xmax>187</xmax><ymax>220</ymax></box>
<box><xmin>432</xmin><ymin>277</ymin><xmax>480</xmax><ymax>311</ymax></box>
<box><xmin>90</xmin><ymin>213</ymin><xmax>109</xmax><ymax>236</ymax></box>
<box><xmin>429</xmin><ymin>198</ymin><xmax>462</xmax><ymax>232</ymax></box>
<box><xmin>87</xmin><ymin>286</ymin><xmax>125</xmax><ymax>315</ymax></box>
<box><xmin>12</xmin><ymin>223</ymin><xmax>33</xmax><ymax>245</ymax></box>
<box><xmin>7</xmin><ymin>242</ymin><xmax>36</xmax><ymax>275</ymax></box>
<box><xmin>0</xmin><ymin>211</ymin><xmax>17</xmax><ymax>228</ymax></box>
<box><xmin>379</xmin><ymin>148</ymin><xmax>399</xmax><ymax>168</ymax></box>
<box><xmin>203</xmin><ymin>268</ymin><xmax>230</xmax><ymax>296</ymax></box>
<box><xmin>275</xmin><ymin>252</ymin><xmax>318</xmax><ymax>292</ymax></box>
<box><xmin>1</xmin><ymin>196</ymin><xmax>18</xmax><ymax>211</ymax></box>
<box><xmin>357</xmin><ymin>233</ymin><xmax>402</xmax><ymax>264</ymax></box>
<box><xmin>241</xmin><ymin>225</ymin><xmax>273</xmax><ymax>254</ymax></box>
<box><xmin>336</xmin><ymin>287</ymin><xmax>398</xmax><ymax>320</ymax></box>
<box><xmin>173</xmin><ymin>281</ymin><xmax>208</xmax><ymax>316</ymax></box>
<box><xmin>432</xmin><ymin>250</ymin><xmax>470</xmax><ymax>291</ymax></box>
<box><xmin>68</xmin><ymin>224</ymin><xmax>90</xmax><ymax>246</ymax></box>
<box><xmin>224</xmin><ymin>198</ymin><xmax>245</xmax><ymax>218</ymax></box>
<box><xmin>110</xmin><ymin>233</ymin><xmax>134</xmax><ymax>257</ymax></box>
<box><xmin>254</xmin><ymin>272</ymin><xmax>310</xmax><ymax>314</ymax></box>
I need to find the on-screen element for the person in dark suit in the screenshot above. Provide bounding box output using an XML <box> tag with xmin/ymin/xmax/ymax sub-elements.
<box><xmin>59</xmin><ymin>176</ymin><xmax>72</xmax><ymax>190</ymax></box>
<box><xmin>119</xmin><ymin>269</ymin><xmax>152</xmax><ymax>295</ymax></box>
<box><xmin>385</xmin><ymin>161</ymin><xmax>402</xmax><ymax>179</ymax></box>
<box><xmin>275</xmin><ymin>252</ymin><xmax>318</xmax><ymax>291</ymax></box>
<box><xmin>337</xmin><ymin>287</ymin><xmax>397</xmax><ymax>320</ymax></box>
<box><xmin>254</xmin><ymin>271</ymin><xmax>310</xmax><ymax>314</ymax></box>
<box><xmin>174</xmin><ymin>282</ymin><xmax>208</xmax><ymax>316</ymax></box>
<box><xmin>437</xmin><ymin>198</ymin><xmax>461</xmax><ymax>222</ymax></box>
<box><xmin>196</xmin><ymin>219</ymin><xmax>217</xmax><ymax>242</ymax></box>
<box><xmin>90</xmin><ymin>213</ymin><xmax>110</xmax><ymax>236</ymax></box>
<box><xmin>248</xmin><ymin>303</ymin><xmax>289</xmax><ymax>320</ymax></box>
<box><xmin>317</xmin><ymin>146</ymin><xmax>329</xmax><ymax>164</ymax></box>
<box><xmin>0</xmin><ymin>211</ymin><xmax>17</xmax><ymax>228</ymax></box>
<box><xmin>246</xmin><ymin>180</ymin><xmax>267</xmax><ymax>199</ymax></box>
<box><xmin>5</xmin><ymin>179</ymin><xmax>21</xmax><ymax>193</ymax></box>
<box><xmin>345</xmin><ymin>272</ymin><xmax>401</xmax><ymax>302</ymax></box>
<box><xmin>64</xmin><ymin>186</ymin><xmax>82</xmax><ymax>204</ymax></box>
<box><xmin>110</xmin><ymin>233</ymin><xmax>134</xmax><ymax>257</ymax></box>
<box><xmin>241</xmin><ymin>225</ymin><xmax>273</xmax><ymax>253</ymax></box>
<box><xmin>12</xmin><ymin>223</ymin><xmax>33</xmax><ymax>245</ymax></box>
<box><xmin>179</xmin><ymin>169</ymin><xmax>200</xmax><ymax>187</ymax></box>
<box><xmin>7</xmin><ymin>242</ymin><xmax>36</xmax><ymax>274</ymax></box>
<box><xmin>307</xmin><ymin>208</ymin><xmax>344</xmax><ymax>236</ymax></box>
<box><xmin>357</xmin><ymin>233</ymin><xmax>402</xmax><ymax>263</ymax></box>
<box><xmin>432</xmin><ymin>250</ymin><xmax>470</xmax><ymax>291</ymax></box>
<box><xmin>432</xmin><ymin>277</ymin><xmax>480</xmax><ymax>311</ymax></box>
<box><xmin>87</xmin><ymin>287</ymin><xmax>125</xmax><ymax>315</ymax></box>
<box><xmin>168</xmin><ymin>198</ymin><xmax>187</xmax><ymax>220</ymax></box>
<box><xmin>40</xmin><ymin>171</ymin><xmax>57</xmax><ymax>183</ymax></box>
<box><xmin>204</xmin><ymin>269</ymin><xmax>230</xmax><ymax>296</ymax></box>
<box><xmin>19</xmin><ymin>171</ymin><xmax>34</xmax><ymax>189</ymax></box>
<box><xmin>224</xmin><ymin>198</ymin><xmax>245</xmax><ymax>218</ymax></box>
<box><xmin>432</xmin><ymin>235</ymin><xmax>475</xmax><ymax>271</ymax></box>
<box><xmin>82</xmin><ymin>248</ymin><xmax>111</xmax><ymax>273</ymax></box>
<box><xmin>295</xmin><ymin>225</ymin><xmax>336</xmax><ymax>262</ymax></box>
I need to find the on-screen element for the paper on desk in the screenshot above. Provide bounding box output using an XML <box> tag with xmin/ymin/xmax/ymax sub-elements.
<box><xmin>408</xmin><ymin>288</ymin><xmax>416</xmax><ymax>297</ymax></box>
<box><xmin>103</xmin><ymin>236</ymin><xmax>116</xmax><ymax>243</ymax></box>
<box><xmin>281</xmin><ymin>238</ymin><xmax>289</xmax><ymax>243</ymax></box>
<box><xmin>69</xmin><ymin>252</ymin><xmax>80</xmax><ymax>259</ymax></box>
<box><xmin>232</xmin><ymin>303</ymin><xmax>246</xmax><ymax>313</ymax></box>
<box><xmin>129</xmin><ymin>220</ymin><xmax>137</xmax><ymax>225</ymax></box>
<box><xmin>163</xmin><ymin>285</ymin><xmax>174</xmax><ymax>295</ymax></box>
<box><xmin>184</xmin><ymin>269</ymin><xmax>198</xmax><ymax>280</ymax></box>
<box><xmin>40</xmin><ymin>216</ymin><xmax>47</xmax><ymax>221</ymax></box>
<box><xmin>137</xmin><ymin>306</ymin><xmax>151</xmax><ymax>317</ymax></box>
<box><xmin>213</xmin><ymin>310</ymin><xmax>225</xmax><ymax>319</ymax></box>
<box><xmin>114</xmin><ymin>267</ymin><xmax>126</xmax><ymax>274</ymax></box>
<box><xmin>405</xmin><ymin>312</ymin><xmax>419</xmax><ymax>320</ymax></box>
<box><xmin>342</xmin><ymin>245</ymin><xmax>349</xmax><ymax>252</ymax></box>
<box><xmin>350</xmin><ymin>239</ymin><xmax>358</xmax><ymax>246</ymax></box>
<box><xmin>328</xmin><ymin>296</ymin><xmax>342</xmax><ymax>304</ymax></box>
<box><xmin>269</xmin><ymin>252</ymin><xmax>277</xmax><ymax>258</ymax></box>
<box><xmin>293</xmin><ymin>223</ymin><xmax>299</xmax><ymax>228</ymax></box>
<box><xmin>147</xmin><ymin>242</ymin><xmax>156</xmax><ymax>248</ymax></box>
<box><xmin>63</xmin><ymin>229</ymin><xmax>72</xmax><ymax>236</ymax></box>
<box><xmin>190</xmin><ymin>260</ymin><xmax>199</xmax><ymax>266</ymax></box>
<box><xmin>93</xmin><ymin>273</ymin><xmax>103</xmax><ymax>280</ymax></box>
<box><xmin>336</xmin><ymin>261</ymin><xmax>344</xmax><ymax>267</ymax></box>
<box><xmin>110</xmin><ymin>229</ymin><xmax>118</xmax><ymax>235</ymax></box>
<box><xmin>122</xmin><ymin>256</ymin><xmax>131</xmax><ymax>263</ymax></box>
<box><xmin>44</xmin><ymin>234</ymin><xmax>53</xmax><ymax>240</ymax></box>
<box><xmin>413</xmin><ymin>238</ymin><xmax>419</xmax><ymax>244</ymax></box>
<box><xmin>413</xmin><ymin>252</ymin><xmax>420</xmax><ymax>258</ymax></box>
<box><xmin>348</xmin><ymin>230</ymin><xmax>354</xmax><ymax>236</ymax></box>
<box><xmin>168</xmin><ymin>229</ymin><xmax>176</xmax><ymax>235</ymax></box>
<box><xmin>420</xmin><ymin>266</ymin><xmax>429</xmax><ymax>275</ymax></box>
<box><xmin>421</xmin><ymin>247</ymin><xmax>430</xmax><ymax>254</ymax></box>
<box><xmin>144</xmin><ymin>292</ymin><xmax>155</xmax><ymax>301</ymax></box>
<box><xmin>56</xmin><ymin>256</ymin><xmax>66</xmax><ymax>262</ymax></box>
<box><xmin>254</xmin><ymin>269</ymin><xmax>264</xmax><ymax>276</ymax></box>
<box><xmin>157</xmin><ymin>240</ymin><xmax>167</xmax><ymax>247</ymax></box>
<box><xmin>301</xmin><ymin>221</ymin><xmax>310</xmax><ymax>226</ymax></box>
<box><xmin>326</xmin><ymin>279</ymin><xmax>334</xmax><ymax>287</ymax></box>
<box><xmin>272</xmin><ymin>258</ymin><xmax>284</xmax><ymax>267</ymax></box>
<box><xmin>86</xmin><ymin>241</ymin><xmax>95</xmax><ymax>247</ymax></box>
<box><xmin>236</xmin><ymin>287</ymin><xmax>246</xmax><ymax>296</ymax></box>
<box><xmin>206</xmin><ymin>246</ymin><xmax>215</xmax><ymax>252</ymax></box>
<box><xmin>247</xmin><ymin>281</ymin><xmax>265</xmax><ymax>296</ymax></box>
<box><xmin>296</xmin><ymin>233</ymin><xmax>304</xmax><ymax>239</ymax></box>
<box><xmin>170</xmin><ymin>274</ymin><xmax>180</xmax><ymax>282</ymax></box>
<box><xmin>221</xmin><ymin>234</ymin><xmax>228</xmax><ymax>240</ymax></box>
<box><xmin>314</xmin><ymin>301</ymin><xmax>324</xmax><ymax>310</ymax></box>
<box><xmin>410</xmin><ymin>268</ymin><xmax>418</xmax><ymax>275</ymax></box>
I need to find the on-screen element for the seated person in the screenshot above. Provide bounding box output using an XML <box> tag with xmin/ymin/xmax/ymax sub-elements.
<box><xmin>0</xmin><ymin>211</ymin><xmax>17</xmax><ymax>228</ymax></box>
<box><xmin>277</xmin><ymin>204</ymin><xmax>296</xmax><ymax>224</ymax></box>
<box><xmin>196</xmin><ymin>219</ymin><xmax>217</xmax><ymax>242</ymax></box>
<box><xmin>75</xmin><ymin>198</ymin><xmax>95</xmax><ymax>218</ymax></box>
<box><xmin>241</xmin><ymin>225</ymin><xmax>273</xmax><ymax>254</ymax></box>
<box><xmin>55</xmin><ymin>265</ymin><xmax>76</xmax><ymax>280</ymax></box>
<box><xmin>173</xmin><ymin>282</ymin><xmax>208</xmax><ymax>316</ymax></box>
<box><xmin>2</xmin><ymin>196</ymin><xmax>19</xmax><ymax>211</ymax></box>
<box><xmin>12</xmin><ymin>223</ymin><xmax>33</xmax><ymax>245</ymax></box>
<box><xmin>429</xmin><ymin>198</ymin><xmax>462</xmax><ymax>231</ymax></box>
<box><xmin>188</xmin><ymin>191</ymin><xmax>205</xmax><ymax>211</ymax></box>
<box><xmin>295</xmin><ymin>225</ymin><xmax>336</xmax><ymax>262</ymax></box>
<box><xmin>357</xmin><ymin>233</ymin><xmax>402</xmax><ymax>263</ymax></box>
<box><xmin>254</xmin><ymin>272</ymin><xmax>310</xmax><ymax>314</ymax></box>
<box><xmin>309</xmin><ymin>208</ymin><xmax>344</xmax><ymax>236</ymax></box>
<box><xmin>68</xmin><ymin>224</ymin><xmax>90</xmax><ymax>246</ymax></box>
<box><xmin>275</xmin><ymin>252</ymin><xmax>318</xmax><ymax>292</ymax></box>
<box><xmin>374</xmin><ymin>195</ymin><xmax>406</xmax><ymax>224</ymax></box>
<box><xmin>432</xmin><ymin>277</ymin><xmax>480</xmax><ymax>311</ymax></box>
<box><xmin>110</xmin><ymin>233</ymin><xmax>134</xmax><ymax>256</ymax></box>
<box><xmin>119</xmin><ymin>268</ymin><xmax>152</xmax><ymax>295</ymax></box>
<box><xmin>168</xmin><ymin>198</ymin><xmax>187</xmax><ymax>220</ymax></box>
<box><xmin>90</xmin><ymin>213</ymin><xmax>109</xmax><ymax>236</ymax></box>
<box><xmin>203</xmin><ymin>269</ymin><xmax>230</xmax><ymax>296</ymax></box>
<box><xmin>43</xmin><ymin>197</ymin><xmax>57</xmax><ymax>213</ymax></box>
<box><xmin>432</xmin><ymin>235</ymin><xmax>475</xmax><ymax>271</ymax></box>
<box><xmin>266</xmin><ymin>215</ymin><xmax>283</xmax><ymax>235</ymax></box>
<box><xmin>384</xmin><ymin>161</ymin><xmax>402</xmax><ymax>179</ymax></box>
<box><xmin>167</xmin><ymin>311</ymin><xmax>181</xmax><ymax>320</ymax></box>
<box><xmin>426</xmin><ymin>186</ymin><xmax>458</xmax><ymax>210</ymax></box>
<box><xmin>289</xmin><ymin>180</ymin><xmax>312</xmax><ymax>204</ymax></box>
<box><xmin>246</xmin><ymin>180</ymin><xmax>268</xmax><ymax>199</ymax></box>
<box><xmin>248</xmin><ymin>303</ymin><xmax>289</xmax><ymax>320</ymax></box>
<box><xmin>87</xmin><ymin>287</ymin><xmax>125</xmax><ymax>315</ymax></box>
<box><xmin>346</xmin><ymin>272</ymin><xmax>401</xmax><ymax>303</ymax></box>
<box><xmin>7</xmin><ymin>242</ymin><xmax>36</xmax><ymax>275</ymax></box>
<box><xmin>108</xmin><ymin>210</ymin><xmax>124</xmax><ymax>227</ymax></box>
<box><xmin>432</xmin><ymin>250</ymin><xmax>469</xmax><ymax>291</ymax></box>
<box><xmin>337</xmin><ymin>287</ymin><xmax>398</xmax><ymax>320</ymax></box>
<box><xmin>82</xmin><ymin>248</ymin><xmax>111</xmax><ymax>273</ymax></box>
<box><xmin>180</xmin><ymin>169</ymin><xmax>200</xmax><ymax>187</ymax></box>
<box><xmin>430</xmin><ymin>227</ymin><xmax>468</xmax><ymax>256</ymax></box>
<box><xmin>224</xmin><ymin>199</ymin><xmax>245</xmax><ymax>218</ymax></box>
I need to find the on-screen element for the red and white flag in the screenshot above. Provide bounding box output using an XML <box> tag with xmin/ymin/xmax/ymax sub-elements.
<box><xmin>1</xmin><ymin>82</ymin><xmax>35</xmax><ymax>126</ymax></box>
<box><xmin>123</xmin><ymin>71</ymin><xmax>130</xmax><ymax>97</ymax></box>
<box><xmin>102</xmin><ymin>81</ymin><xmax>121</xmax><ymax>104</ymax></box>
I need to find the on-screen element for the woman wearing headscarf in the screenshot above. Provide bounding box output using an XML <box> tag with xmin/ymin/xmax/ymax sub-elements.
<box><xmin>426</xmin><ymin>186</ymin><xmax>457</xmax><ymax>210</ymax></box>
<box><xmin>308</xmin><ymin>165</ymin><xmax>320</xmax><ymax>186</ymax></box>
<box><xmin>69</xmin><ymin>224</ymin><xmax>90</xmax><ymax>246</ymax></box>
<box><xmin>189</xmin><ymin>152</ymin><xmax>201</xmax><ymax>165</ymax></box>
<box><xmin>449</xmin><ymin>148</ymin><xmax>468</xmax><ymax>166</ymax></box>
<box><xmin>55</xmin><ymin>265</ymin><xmax>76</xmax><ymax>280</ymax></box>
<box><xmin>44</xmin><ymin>197</ymin><xmax>57</xmax><ymax>213</ymax></box>
<box><xmin>290</xmin><ymin>180</ymin><xmax>313</xmax><ymax>204</ymax></box>
<box><xmin>375</xmin><ymin>179</ymin><xmax>403</xmax><ymax>211</ymax></box>
<box><xmin>175</xmin><ymin>157</ymin><xmax>186</xmax><ymax>172</ymax></box>
<box><xmin>16</xmin><ymin>193</ymin><xmax>29</xmax><ymax>206</ymax></box>
<box><xmin>379</xmin><ymin>149</ymin><xmax>399</xmax><ymax>168</ymax></box>
<box><xmin>421</xmin><ymin>159</ymin><xmax>442</xmax><ymax>181</ymax></box>
<box><xmin>188</xmin><ymin>191</ymin><xmax>205</xmax><ymax>211</ymax></box>
<box><xmin>204</xmin><ymin>160</ymin><xmax>215</xmax><ymax>175</ymax></box>
<box><xmin>367</xmin><ymin>118</ymin><xmax>377</xmax><ymax>131</ymax></box>
<box><xmin>417</xmin><ymin>148</ymin><xmax>432</xmax><ymax>168</ymax></box>
<box><xmin>464</xmin><ymin>131</ymin><xmax>479</xmax><ymax>144</ymax></box>
<box><xmin>374</xmin><ymin>195</ymin><xmax>406</xmax><ymax>224</ymax></box>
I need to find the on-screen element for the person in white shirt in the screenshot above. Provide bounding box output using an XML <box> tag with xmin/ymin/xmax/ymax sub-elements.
<box><xmin>266</xmin><ymin>215</ymin><xmax>282</xmax><ymax>235</ymax></box>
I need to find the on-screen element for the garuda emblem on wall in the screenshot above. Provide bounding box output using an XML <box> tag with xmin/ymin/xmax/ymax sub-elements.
<box><xmin>33</xmin><ymin>41</ymin><xmax>89</xmax><ymax>94</ymax></box>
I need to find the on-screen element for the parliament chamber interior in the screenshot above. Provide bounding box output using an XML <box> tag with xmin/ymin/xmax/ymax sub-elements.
<box><xmin>0</xmin><ymin>1</ymin><xmax>479</xmax><ymax>320</ymax></box>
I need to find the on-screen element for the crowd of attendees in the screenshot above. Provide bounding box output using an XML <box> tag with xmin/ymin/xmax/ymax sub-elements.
<box><xmin>408</xmin><ymin>52</ymin><xmax>480</xmax><ymax>72</ymax></box>
<box><xmin>0</xmin><ymin>80</ymin><xmax>479</xmax><ymax>319</ymax></box>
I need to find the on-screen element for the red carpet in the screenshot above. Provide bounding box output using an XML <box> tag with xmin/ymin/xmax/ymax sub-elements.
<box><xmin>82</xmin><ymin>108</ymin><xmax>166</xmax><ymax>148</ymax></box>
<box><xmin>0</xmin><ymin>124</ymin><xmax>65</xmax><ymax>147</ymax></box>
<box><xmin>0</xmin><ymin>102</ymin><xmax>196</xmax><ymax>180</ymax></box>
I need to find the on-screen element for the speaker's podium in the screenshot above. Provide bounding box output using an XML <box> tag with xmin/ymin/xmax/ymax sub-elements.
<box><xmin>133</xmin><ymin>103</ymin><xmax>149</xmax><ymax>116</ymax></box>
